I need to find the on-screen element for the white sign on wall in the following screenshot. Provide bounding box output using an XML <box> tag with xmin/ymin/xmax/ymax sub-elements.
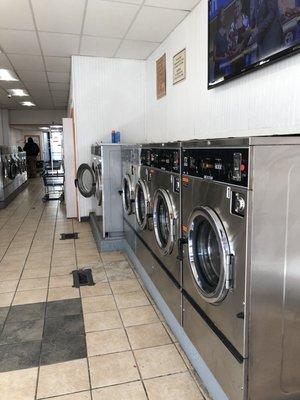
<box><xmin>173</xmin><ymin>49</ymin><xmax>186</xmax><ymax>85</ymax></box>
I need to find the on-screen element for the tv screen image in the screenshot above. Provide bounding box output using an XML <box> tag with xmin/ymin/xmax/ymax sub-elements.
<box><xmin>208</xmin><ymin>0</ymin><xmax>300</xmax><ymax>87</ymax></box>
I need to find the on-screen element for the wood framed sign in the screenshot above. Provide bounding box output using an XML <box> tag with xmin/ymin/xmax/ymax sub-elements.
<box><xmin>173</xmin><ymin>48</ymin><xmax>186</xmax><ymax>85</ymax></box>
<box><xmin>156</xmin><ymin>54</ymin><xmax>166</xmax><ymax>100</ymax></box>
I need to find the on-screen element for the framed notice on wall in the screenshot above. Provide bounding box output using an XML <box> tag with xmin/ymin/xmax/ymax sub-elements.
<box><xmin>173</xmin><ymin>49</ymin><xmax>186</xmax><ymax>85</ymax></box>
<box><xmin>156</xmin><ymin>54</ymin><xmax>166</xmax><ymax>100</ymax></box>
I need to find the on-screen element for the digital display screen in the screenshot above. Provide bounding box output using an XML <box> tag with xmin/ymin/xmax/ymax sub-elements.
<box><xmin>208</xmin><ymin>0</ymin><xmax>300</xmax><ymax>87</ymax></box>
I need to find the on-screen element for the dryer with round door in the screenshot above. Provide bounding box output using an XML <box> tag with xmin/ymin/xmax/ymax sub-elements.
<box><xmin>76</xmin><ymin>144</ymin><xmax>123</xmax><ymax>238</ymax></box>
<box><xmin>121</xmin><ymin>145</ymin><xmax>139</xmax><ymax>253</ymax></box>
<box><xmin>148</xmin><ymin>143</ymin><xmax>182</xmax><ymax>323</ymax></box>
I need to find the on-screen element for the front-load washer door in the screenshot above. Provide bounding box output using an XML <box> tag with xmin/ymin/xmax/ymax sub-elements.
<box><xmin>188</xmin><ymin>206</ymin><xmax>233</xmax><ymax>304</ymax></box>
<box><xmin>8</xmin><ymin>159</ymin><xmax>17</xmax><ymax>180</ymax></box>
<box><xmin>135</xmin><ymin>179</ymin><xmax>151</xmax><ymax>230</ymax></box>
<box><xmin>76</xmin><ymin>163</ymin><xmax>96</xmax><ymax>198</ymax></box>
<box><xmin>122</xmin><ymin>174</ymin><xmax>134</xmax><ymax>215</ymax></box>
<box><xmin>95</xmin><ymin>163</ymin><xmax>103</xmax><ymax>206</ymax></box>
<box><xmin>153</xmin><ymin>188</ymin><xmax>176</xmax><ymax>255</ymax></box>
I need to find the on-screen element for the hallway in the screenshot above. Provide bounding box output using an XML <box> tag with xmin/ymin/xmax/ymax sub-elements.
<box><xmin>0</xmin><ymin>180</ymin><xmax>206</xmax><ymax>400</ymax></box>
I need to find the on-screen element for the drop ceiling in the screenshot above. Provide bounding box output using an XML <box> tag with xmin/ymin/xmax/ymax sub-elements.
<box><xmin>0</xmin><ymin>0</ymin><xmax>200</xmax><ymax>110</ymax></box>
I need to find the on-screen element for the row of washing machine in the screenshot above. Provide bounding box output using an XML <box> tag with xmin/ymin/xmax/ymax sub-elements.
<box><xmin>0</xmin><ymin>145</ymin><xmax>27</xmax><ymax>208</ymax></box>
<box><xmin>121</xmin><ymin>137</ymin><xmax>300</xmax><ymax>400</ymax></box>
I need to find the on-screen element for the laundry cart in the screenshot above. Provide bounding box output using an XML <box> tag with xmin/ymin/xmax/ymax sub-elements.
<box><xmin>42</xmin><ymin>169</ymin><xmax>64</xmax><ymax>202</ymax></box>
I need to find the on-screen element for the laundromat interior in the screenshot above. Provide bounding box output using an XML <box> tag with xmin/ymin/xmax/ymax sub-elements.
<box><xmin>0</xmin><ymin>1</ymin><xmax>299</xmax><ymax>400</ymax></box>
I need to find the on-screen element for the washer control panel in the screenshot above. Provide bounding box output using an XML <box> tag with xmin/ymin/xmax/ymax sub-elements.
<box><xmin>141</xmin><ymin>148</ymin><xmax>180</xmax><ymax>173</ymax></box>
<box><xmin>182</xmin><ymin>147</ymin><xmax>249</xmax><ymax>187</ymax></box>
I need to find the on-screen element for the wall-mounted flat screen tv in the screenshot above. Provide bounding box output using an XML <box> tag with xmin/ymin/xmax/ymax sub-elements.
<box><xmin>208</xmin><ymin>0</ymin><xmax>300</xmax><ymax>87</ymax></box>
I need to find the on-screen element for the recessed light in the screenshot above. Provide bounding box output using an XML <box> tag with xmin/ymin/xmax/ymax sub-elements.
<box><xmin>7</xmin><ymin>88</ymin><xmax>29</xmax><ymax>97</ymax></box>
<box><xmin>20</xmin><ymin>101</ymin><xmax>36</xmax><ymax>107</ymax></box>
<box><xmin>0</xmin><ymin>69</ymin><xmax>18</xmax><ymax>81</ymax></box>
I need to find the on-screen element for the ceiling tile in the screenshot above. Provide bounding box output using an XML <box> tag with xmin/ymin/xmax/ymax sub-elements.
<box><xmin>39</xmin><ymin>32</ymin><xmax>80</xmax><ymax>57</ymax></box>
<box><xmin>83</xmin><ymin>0</ymin><xmax>139</xmax><ymax>38</ymax></box>
<box><xmin>0</xmin><ymin>54</ymin><xmax>13</xmax><ymax>69</ymax></box>
<box><xmin>126</xmin><ymin>6</ymin><xmax>188</xmax><ymax>42</ymax></box>
<box><xmin>52</xmin><ymin>91</ymin><xmax>69</xmax><ymax>101</ymax></box>
<box><xmin>9</xmin><ymin>54</ymin><xmax>45</xmax><ymax>72</ymax></box>
<box><xmin>47</xmin><ymin>72</ymin><xmax>70</xmax><ymax>83</ymax></box>
<box><xmin>28</xmin><ymin>88</ymin><xmax>52</xmax><ymax>97</ymax></box>
<box><xmin>0</xmin><ymin>81</ymin><xmax>26</xmax><ymax>90</ymax></box>
<box><xmin>17</xmin><ymin>70</ymin><xmax>47</xmax><ymax>82</ymax></box>
<box><xmin>31</xmin><ymin>0</ymin><xmax>86</xmax><ymax>34</ymax></box>
<box><xmin>44</xmin><ymin>56</ymin><xmax>71</xmax><ymax>72</ymax></box>
<box><xmin>0</xmin><ymin>0</ymin><xmax>35</xmax><ymax>30</ymax></box>
<box><xmin>23</xmin><ymin>81</ymin><xmax>49</xmax><ymax>90</ymax></box>
<box><xmin>144</xmin><ymin>0</ymin><xmax>199</xmax><ymax>10</ymax></box>
<box><xmin>106</xmin><ymin>0</ymin><xmax>143</xmax><ymax>3</ymax></box>
<box><xmin>80</xmin><ymin>36</ymin><xmax>121</xmax><ymax>57</ymax></box>
<box><xmin>116</xmin><ymin>39</ymin><xmax>159</xmax><ymax>59</ymax></box>
<box><xmin>0</xmin><ymin>30</ymin><xmax>41</xmax><ymax>55</ymax></box>
<box><xmin>50</xmin><ymin>82</ymin><xmax>70</xmax><ymax>91</ymax></box>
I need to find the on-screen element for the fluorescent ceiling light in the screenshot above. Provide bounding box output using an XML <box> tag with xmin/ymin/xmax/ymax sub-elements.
<box><xmin>50</xmin><ymin>125</ymin><xmax>62</xmax><ymax>128</ymax></box>
<box><xmin>7</xmin><ymin>88</ymin><xmax>29</xmax><ymax>97</ymax></box>
<box><xmin>20</xmin><ymin>101</ymin><xmax>36</xmax><ymax>107</ymax></box>
<box><xmin>39</xmin><ymin>126</ymin><xmax>49</xmax><ymax>130</ymax></box>
<box><xmin>0</xmin><ymin>69</ymin><xmax>18</xmax><ymax>81</ymax></box>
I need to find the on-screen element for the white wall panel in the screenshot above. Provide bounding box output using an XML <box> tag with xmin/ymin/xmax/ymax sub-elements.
<box><xmin>145</xmin><ymin>1</ymin><xmax>300</xmax><ymax>142</ymax></box>
<box><xmin>71</xmin><ymin>56</ymin><xmax>146</xmax><ymax>218</ymax></box>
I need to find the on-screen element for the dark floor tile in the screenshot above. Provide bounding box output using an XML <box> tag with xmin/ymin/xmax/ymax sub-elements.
<box><xmin>40</xmin><ymin>334</ymin><xmax>86</xmax><ymax>365</ymax></box>
<box><xmin>43</xmin><ymin>314</ymin><xmax>84</xmax><ymax>339</ymax></box>
<box><xmin>0</xmin><ymin>307</ymin><xmax>9</xmax><ymax>324</ymax></box>
<box><xmin>0</xmin><ymin>340</ymin><xmax>41</xmax><ymax>372</ymax></box>
<box><xmin>0</xmin><ymin>319</ymin><xmax>44</xmax><ymax>345</ymax></box>
<box><xmin>46</xmin><ymin>298</ymin><xmax>82</xmax><ymax>318</ymax></box>
<box><xmin>7</xmin><ymin>302</ymin><xmax>45</xmax><ymax>323</ymax></box>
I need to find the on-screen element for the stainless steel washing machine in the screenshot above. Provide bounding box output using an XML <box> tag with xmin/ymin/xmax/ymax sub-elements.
<box><xmin>121</xmin><ymin>145</ymin><xmax>139</xmax><ymax>252</ymax></box>
<box><xmin>134</xmin><ymin>143</ymin><xmax>182</xmax><ymax>322</ymax></box>
<box><xmin>0</xmin><ymin>146</ymin><xmax>28</xmax><ymax>208</ymax></box>
<box><xmin>180</xmin><ymin>136</ymin><xmax>300</xmax><ymax>400</ymax></box>
<box><xmin>134</xmin><ymin>144</ymin><xmax>157</xmax><ymax>277</ymax></box>
<box><xmin>150</xmin><ymin>142</ymin><xmax>182</xmax><ymax>322</ymax></box>
<box><xmin>76</xmin><ymin>144</ymin><xmax>123</xmax><ymax>238</ymax></box>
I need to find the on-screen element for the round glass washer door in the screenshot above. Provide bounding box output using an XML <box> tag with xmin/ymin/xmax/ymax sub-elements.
<box><xmin>188</xmin><ymin>206</ymin><xmax>233</xmax><ymax>304</ymax></box>
<box><xmin>94</xmin><ymin>162</ymin><xmax>102</xmax><ymax>206</ymax></box>
<box><xmin>8</xmin><ymin>158</ymin><xmax>17</xmax><ymax>180</ymax></box>
<box><xmin>122</xmin><ymin>174</ymin><xmax>134</xmax><ymax>215</ymax></box>
<box><xmin>135</xmin><ymin>179</ymin><xmax>151</xmax><ymax>230</ymax></box>
<box><xmin>76</xmin><ymin>163</ymin><xmax>96</xmax><ymax>198</ymax></box>
<box><xmin>153</xmin><ymin>188</ymin><xmax>176</xmax><ymax>255</ymax></box>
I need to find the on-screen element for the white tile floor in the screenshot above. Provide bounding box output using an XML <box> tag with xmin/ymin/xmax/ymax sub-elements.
<box><xmin>0</xmin><ymin>179</ymin><xmax>209</xmax><ymax>400</ymax></box>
